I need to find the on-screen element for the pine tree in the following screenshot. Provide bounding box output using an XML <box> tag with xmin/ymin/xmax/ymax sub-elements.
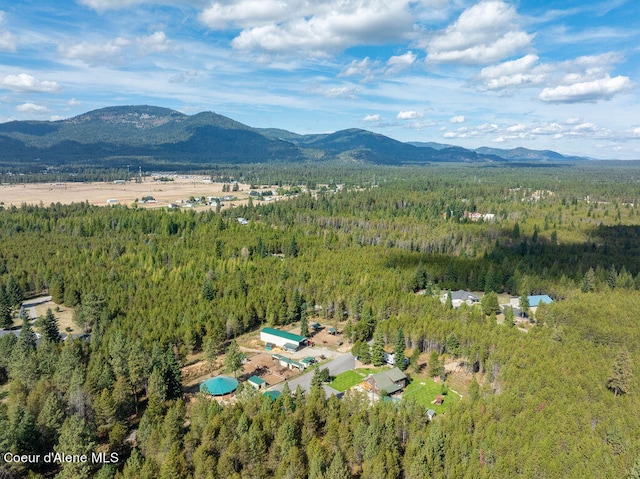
<box><xmin>410</xmin><ymin>348</ymin><xmax>421</xmax><ymax>373</ymax></box>
<box><xmin>300</xmin><ymin>310</ymin><xmax>309</xmax><ymax>337</ymax></box>
<box><xmin>325</xmin><ymin>450</ymin><xmax>350</xmax><ymax>479</ymax></box>
<box><xmin>481</xmin><ymin>291</ymin><xmax>500</xmax><ymax>316</ymax></box>
<box><xmin>468</xmin><ymin>377</ymin><xmax>480</xmax><ymax>402</ymax></box>
<box><xmin>286</xmin><ymin>235</ymin><xmax>299</xmax><ymax>258</ymax></box>
<box><xmin>201</xmin><ymin>278</ymin><xmax>216</xmax><ymax>301</ymax></box>
<box><xmin>55</xmin><ymin>414</ymin><xmax>97</xmax><ymax>479</ymax></box>
<box><xmin>224</xmin><ymin>340</ymin><xmax>245</xmax><ymax>378</ymax></box>
<box><xmin>371</xmin><ymin>328</ymin><xmax>385</xmax><ymax>367</ymax></box>
<box><xmin>504</xmin><ymin>306</ymin><xmax>516</xmax><ymax>327</ymax></box>
<box><xmin>164</xmin><ymin>346</ymin><xmax>182</xmax><ymax>400</ymax></box>
<box><xmin>0</xmin><ymin>284</ymin><xmax>12</xmax><ymax>329</ymax></box>
<box><xmin>428</xmin><ymin>350</ymin><xmax>443</xmax><ymax>378</ymax></box>
<box><xmin>38</xmin><ymin>308</ymin><xmax>60</xmax><ymax>342</ymax></box>
<box><xmin>608</xmin><ymin>349</ymin><xmax>633</xmax><ymax>397</ymax></box>
<box><xmin>394</xmin><ymin>328</ymin><xmax>407</xmax><ymax>371</ymax></box>
<box><xmin>581</xmin><ymin>267</ymin><xmax>597</xmax><ymax>293</ymax></box>
<box><xmin>5</xmin><ymin>275</ymin><xmax>23</xmax><ymax>307</ymax></box>
<box><xmin>445</xmin><ymin>290</ymin><xmax>453</xmax><ymax>310</ymax></box>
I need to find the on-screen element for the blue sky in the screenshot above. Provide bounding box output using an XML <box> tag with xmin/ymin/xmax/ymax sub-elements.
<box><xmin>1</xmin><ymin>0</ymin><xmax>639</xmax><ymax>158</ymax></box>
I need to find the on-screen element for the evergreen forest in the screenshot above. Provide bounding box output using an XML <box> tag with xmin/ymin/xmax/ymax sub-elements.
<box><xmin>1</xmin><ymin>163</ymin><xmax>640</xmax><ymax>478</ymax></box>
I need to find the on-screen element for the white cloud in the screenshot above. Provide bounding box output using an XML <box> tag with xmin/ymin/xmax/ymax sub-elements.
<box><xmin>478</xmin><ymin>54</ymin><xmax>544</xmax><ymax>90</ymax></box>
<box><xmin>76</xmin><ymin>0</ymin><xmax>147</xmax><ymax>11</ymax></box>
<box><xmin>15</xmin><ymin>103</ymin><xmax>50</xmax><ymax>114</ymax></box>
<box><xmin>309</xmin><ymin>83</ymin><xmax>359</xmax><ymax>99</ymax></box>
<box><xmin>340</xmin><ymin>57</ymin><xmax>380</xmax><ymax>78</ymax></box>
<box><xmin>427</xmin><ymin>0</ymin><xmax>533</xmax><ymax>65</ymax></box>
<box><xmin>58</xmin><ymin>31</ymin><xmax>174</xmax><ymax>65</ymax></box>
<box><xmin>199</xmin><ymin>0</ymin><xmax>293</xmax><ymax>29</ymax></box>
<box><xmin>506</xmin><ymin>123</ymin><xmax>526</xmax><ymax>132</ymax></box>
<box><xmin>539</xmin><ymin>74</ymin><xmax>633</xmax><ymax>103</ymax></box>
<box><xmin>450</xmin><ymin>115</ymin><xmax>465</xmax><ymax>123</ymax></box>
<box><xmin>386</xmin><ymin>51</ymin><xmax>416</xmax><ymax>73</ymax></box>
<box><xmin>397</xmin><ymin>110</ymin><xmax>423</xmax><ymax>120</ymax></box>
<box><xmin>362</xmin><ymin>114</ymin><xmax>381</xmax><ymax>122</ymax></box>
<box><xmin>138</xmin><ymin>31</ymin><xmax>174</xmax><ymax>54</ymax></box>
<box><xmin>67</xmin><ymin>98</ymin><xmax>82</xmax><ymax>106</ymax></box>
<box><xmin>0</xmin><ymin>11</ymin><xmax>16</xmax><ymax>52</ymax></box>
<box><xmin>58</xmin><ymin>37</ymin><xmax>131</xmax><ymax>64</ymax></box>
<box><xmin>0</xmin><ymin>73</ymin><xmax>61</xmax><ymax>93</ymax></box>
<box><xmin>212</xmin><ymin>0</ymin><xmax>416</xmax><ymax>54</ymax></box>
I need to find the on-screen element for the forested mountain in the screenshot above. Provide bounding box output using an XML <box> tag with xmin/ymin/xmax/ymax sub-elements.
<box><xmin>0</xmin><ymin>164</ymin><xmax>640</xmax><ymax>478</ymax></box>
<box><xmin>0</xmin><ymin>106</ymin><xmax>587</xmax><ymax>172</ymax></box>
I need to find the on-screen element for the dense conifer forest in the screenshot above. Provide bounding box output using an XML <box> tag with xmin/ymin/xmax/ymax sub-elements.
<box><xmin>1</xmin><ymin>163</ymin><xmax>640</xmax><ymax>478</ymax></box>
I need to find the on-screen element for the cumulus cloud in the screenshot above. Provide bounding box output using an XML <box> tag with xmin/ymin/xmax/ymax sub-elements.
<box><xmin>450</xmin><ymin>115</ymin><xmax>465</xmax><ymax>123</ymax></box>
<box><xmin>0</xmin><ymin>11</ymin><xmax>16</xmax><ymax>51</ymax></box>
<box><xmin>441</xmin><ymin>119</ymin><xmax>622</xmax><ymax>143</ymax></box>
<box><xmin>475</xmin><ymin>51</ymin><xmax>632</xmax><ymax>103</ymax></box>
<box><xmin>539</xmin><ymin>74</ymin><xmax>632</xmax><ymax>103</ymax></box>
<box><xmin>58</xmin><ymin>31</ymin><xmax>174</xmax><ymax>65</ymax></box>
<box><xmin>478</xmin><ymin>54</ymin><xmax>544</xmax><ymax>90</ymax></box>
<box><xmin>426</xmin><ymin>0</ymin><xmax>533</xmax><ymax>65</ymax></box>
<box><xmin>199</xmin><ymin>0</ymin><xmax>416</xmax><ymax>54</ymax></box>
<box><xmin>397</xmin><ymin>110</ymin><xmax>423</xmax><ymax>120</ymax></box>
<box><xmin>0</xmin><ymin>73</ymin><xmax>61</xmax><ymax>93</ymax></box>
<box><xmin>15</xmin><ymin>103</ymin><xmax>50</xmax><ymax>114</ymax></box>
<box><xmin>362</xmin><ymin>114</ymin><xmax>382</xmax><ymax>122</ymax></box>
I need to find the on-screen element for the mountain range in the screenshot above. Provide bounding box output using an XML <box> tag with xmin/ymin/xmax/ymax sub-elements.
<box><xmin>0</xmin><ymin>105</ymin><xmax>587</xmax><ymax>170</ymax></box>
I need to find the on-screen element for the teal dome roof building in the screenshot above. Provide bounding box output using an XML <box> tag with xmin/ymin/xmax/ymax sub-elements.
<box><xmin>200</xmin><ymin>376</ymin><xmax>238</xmax><ymax>396</ymax></box>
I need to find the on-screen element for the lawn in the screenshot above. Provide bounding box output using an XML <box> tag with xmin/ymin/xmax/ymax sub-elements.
<box><xmin>355</xmin><ymin>367</ymin><xmax>385</xmax><ymax>376</ymax></box>
<box><xmin>329</xmin><ymin>370</ymin><xmax>365</xmax><ymax>392</ymax></box>
<box><xmin>402</xmin><ymin>378</ymin><xmax>460</xmax><ymax>414</ymax></box>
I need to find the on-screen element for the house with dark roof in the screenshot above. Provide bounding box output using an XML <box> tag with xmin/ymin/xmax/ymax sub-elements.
<box><xmin>364</xmin><ymin>367</ymin><xmax>408</xmax><ymax>396</ymax></box>
<box><xmin>440</xmin><ymin>290</ymin><xmax>480</xmax><ymax>308</ymax></box>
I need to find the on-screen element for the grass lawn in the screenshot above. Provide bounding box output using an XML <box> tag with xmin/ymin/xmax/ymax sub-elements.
<box><xmin>329</xmin><ymin>370</ymin><xmax>365</xmax><ymax>392</ymax></box>
<box><xmin>402</xmin><ymin>378</ymin><xmax>460</xmax><ymax>414</ymax></box>
<box><xmin>355</xmin><ymin>367</ymin><xmax>385</xmax><ymax>376</ymax></box>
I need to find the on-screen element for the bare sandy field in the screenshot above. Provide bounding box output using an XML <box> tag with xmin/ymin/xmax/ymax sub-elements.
<box><xmin>0</xmin><ymin>175</ymin><xmax>261</xmax><ymax>209</ymax></box>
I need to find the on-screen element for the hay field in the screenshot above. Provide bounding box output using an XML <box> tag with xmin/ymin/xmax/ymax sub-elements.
<box><xmin>0</xmin><ymin>175</ymin><xmax>259</xmax><ymax>209</ymax></box>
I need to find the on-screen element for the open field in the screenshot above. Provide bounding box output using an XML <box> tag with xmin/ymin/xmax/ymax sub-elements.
<box><xmin>0</xmin><ymin>175</ymin><xmax>267</xmax><ymax>209</ymax></box>
<box><xmin>329</xmin><ymin>370</ymin><xmax>365</xmax><ymax>392</ymax></box>
<box><xmin>402</xmin><ymin>378</ymin><xmax>460</xmax><ymax>413</ymax></box>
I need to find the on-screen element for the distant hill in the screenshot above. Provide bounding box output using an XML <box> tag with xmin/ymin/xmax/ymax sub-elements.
<box><xmin>0</xmin><ymin>105</ymin><xmax>588</xmax><ymax>171</ymax></box>
<box><xmin>474</xmin><ymin>146</ymin><xmax>586</xmax><ymax>162</ymax></box>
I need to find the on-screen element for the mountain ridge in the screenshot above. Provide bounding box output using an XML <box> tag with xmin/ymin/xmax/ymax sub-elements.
<box><xmin>0</xmin><ymin>105</ymin><xmax>589</xmax><ymax>170</ymax></box>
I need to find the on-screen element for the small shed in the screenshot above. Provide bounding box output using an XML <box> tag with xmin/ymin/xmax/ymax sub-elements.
<box><xmin>327</xmin><ymin>327</ymin><xmax>337</xmax><ymax>335</ymax></box>
<box><xmin>427</xmin><ymin>409</ymin><xmax>437</xmax><ymax>420</ymax></box>
<box><xmin>248</xmin><ymin>375</ymin><xmax>266</xmax><ymax>390</ymax></box>
<box><xmin>311</xmin><ymin>322</ymin><xmax>322</xmax><ymax>331</ymax></box>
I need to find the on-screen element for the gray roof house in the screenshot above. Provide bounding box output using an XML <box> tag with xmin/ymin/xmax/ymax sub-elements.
<box><xmin>440</xmin><ymin>290</ymin><xmax>480</xmax><ymax>308</ymax></box>
<box><xmin>365</xmin><ymin>367</ymin><xmax>408</xmax><ymax>395</ymax></box>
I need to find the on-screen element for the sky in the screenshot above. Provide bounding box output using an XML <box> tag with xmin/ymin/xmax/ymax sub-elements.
<box><xmin>1</xmin><ymin>0</ymin><xmax>639</xmax><ymax>159</ymax></box>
